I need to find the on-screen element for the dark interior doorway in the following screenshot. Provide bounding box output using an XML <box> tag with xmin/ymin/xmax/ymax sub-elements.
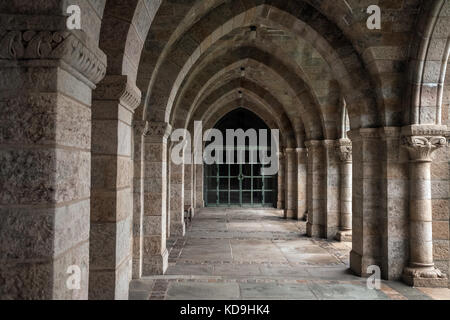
<box><xmin>204</xmin><ymin>108</ymin><xmax>278</xmax><ymax>207</ymax></box>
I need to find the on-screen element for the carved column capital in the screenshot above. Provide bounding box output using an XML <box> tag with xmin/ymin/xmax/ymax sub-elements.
<box><xmin>144</xmin><ymin>122</ymin><xmax>172</xmax><ymax>142</ymax></box>
<box><xmin>336</xmin><ymin>138</ymin><xmax>353</xmax><ymax>163</ymax></box>
<box><xmin>94</xmin><ymin>75</ymin><xmax>142</xmax><ymax>111</ymax></box>
<box><xmin>133</xmin><ymin>120</ymin><xmax>149</xmax><ymax>137</ymax></box>
<box><xmin>402</xmin><ymin>135</ymin><xmax>447</xmax><ymax>162</ymax></box>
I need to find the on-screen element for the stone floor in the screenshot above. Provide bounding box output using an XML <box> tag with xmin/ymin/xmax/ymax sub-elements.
<box><xmin>129</xmin><ymin>208</ymin><xmax>450</xmax><ymax>300</ymax></box>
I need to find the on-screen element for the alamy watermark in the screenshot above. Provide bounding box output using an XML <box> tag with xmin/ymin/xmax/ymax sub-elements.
<box><xmin>66</xmin><ymin>5</ymin><xmax>81</xmax><ymax>30</ymax></box>
<box><xmin>367</xmin><ymin>5</ymin><xmax>382</xmax><ymax>30</ymax></box>
<box><xmin>366</xmin><ymin>265</ymin><xmax>381</xmax><ymax>290</ymax></box>
<box><xmin>65</xmin><ymin>4</ymin><xmax>382</xmax><ymax>31</ymax></box>
<box><xmin>66</xmin><ymin>265</ymin><xmax>81</xmax><ymax>290</ymax></box>
<box><xmin>170</xmin><ymin>121</ymin><xmax>280</xmax><ymax>175</ymax></box>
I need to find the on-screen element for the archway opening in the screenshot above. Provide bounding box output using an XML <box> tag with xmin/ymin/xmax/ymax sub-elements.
<box><xmin>204</xmin><ymin>108</ymin><xmax>278</xmax><ymax>208</ymax></box>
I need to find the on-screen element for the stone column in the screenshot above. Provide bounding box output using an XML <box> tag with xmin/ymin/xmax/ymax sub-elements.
<box><xmin>401</xmin><ymin>126</ymin><xmax>448</xmax><ymax>287</ymax></box>
<box><xmin>284</xmin><ymin>148</ymin><xmax>297</xmax><ymax>219</ymax></box>
<box><xmin>132</xmin><ymin>121</ymin><xmax>148</xmax><ymax>280</ymax></box>
<box><xmin>89</xmin><ymin>75</ymin><xmax>140</xmax><ymax>300</ymax></box>
<box><xmin>277</xmin><ymin>152</ymin><xmax>285</xmax><ymax>209</ymax></box>
<box><xmin>195</xmin><ymin>164</ymin><xmax>204</xmax><ymax>210</ymax></box>
<box><xmin>170</xmin><ymin>152</ymin><xmax>185</xmax><ymax>236</ymax></box>
<box><xmin>305</xmin><ymin>141</ymin><xmax>325</xmax><ymax>238</ymax></box>
<box><xmin>323</xmin><ymin>140</ymin><xmax>340</xmax><ymax>239</ymax></box>
<box><xmin>0</xmin><ymin>27</ymin><xmax>106</xmax><ymax>299</ymax></box>
<box><xmin>166</xmin><ymin>143</ymin><xmax>172</xmax><ymax>238</ymax></box>
<box><xmin>184</xmin><ymin>162</ymin><xmax>194</xmax><ymax>215</ymax></box>
<box><xmin>380</xmin><ymin>127</ymin><xmax>409</xmax><ymax>280</ymax></box>
<box><xmin>296</xmin><ymin>148</ymin><xmax>308</xmax><ymax>220</ymax></box>
<box><xmin>335</xmin><ymin>139</ymin><xmax>353</xmax><ymax>242</ymax></box>
<box><xmin>141</xmin><ymin>122</ymin><xmax>172</xmax><ymax>275</ymax></box>
<box><xmin>348</xmin><ymin>129</ymin><xmax>382</xmax><ymax>277</ymax></box>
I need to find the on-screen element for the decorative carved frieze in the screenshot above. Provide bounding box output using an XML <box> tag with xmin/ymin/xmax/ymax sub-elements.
<box><xmin>402</xmin><ymin>124</ymin><xmax>447</xmax><ymax>137</ymax></box>
<box><xmin>402</xmin><ymin>135</ymin><xmax>447</xmax><ymax>161</ymax></box>
<box><xmin>0</xmin><ymin>30</ymin><xmax>106</xmax><ymax>86</ymax></box>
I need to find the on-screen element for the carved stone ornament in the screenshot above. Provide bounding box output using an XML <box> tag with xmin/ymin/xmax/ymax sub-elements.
<box><xmin>133</xmin><ymin>120</ymin><xmax>149</xmax><ymax>137</ymax></box>
<box><xmin>94</xmin><ymin>75</ymin><xmax>142</xmax><ymax>111</ymax></box>
<box><xmin>0</xmin><ymin>30</ymin><xmax>107</xmax><ymax>86</ymax></box>
<box><xmin>402</xmin><ymin>136</ymin><xmax>447</xmax><ymax>161</ymax></box>
<box><xmin>145</xmin><ymin>122</ymin><xmax>173</xmax><ymax>140</ymax></box>
<box><xmin>336</xmin><ymin>139</ymin><xmax>352</xmax><ymax>162</ymax></box>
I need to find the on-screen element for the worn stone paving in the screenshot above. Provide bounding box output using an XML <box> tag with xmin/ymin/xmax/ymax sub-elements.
<box><xmin>130</xmin><ymin>208</ymin><xmax>450</xmax><ymax>300</ymax></box>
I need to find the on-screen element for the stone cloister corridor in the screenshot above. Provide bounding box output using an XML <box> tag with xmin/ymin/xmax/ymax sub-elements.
<box><xmin>129</xmin><ymin>208</ymin><xmax>447</xmax><ymax>300</ymax></box>
<box><xmin>1</xmin><ymin>0</ymin><xmax>450</xmax><ymax>302</ymax></box>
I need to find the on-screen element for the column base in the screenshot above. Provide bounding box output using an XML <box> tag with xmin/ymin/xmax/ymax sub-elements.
<box><xmin>335</xmin><ymin>230</ymin><xmax>352</xmax><ymax>242</ymax></box>
<box><xmin>306</xmin><ymin>222</ymin><xmax>324</xmax><ymax>238</ymax></box>
<box><xmin>296</xmin><ymin>210</ymin><xmax>307</xmax><ymax>221</ymax></box>
<box><xmin>277</xmin><ymin>201</ymin><xmax>285</xmax><ymax>210</ymax></box>
<box><xmin>350</xmin><ymin>250</ymin><xmax>380</xmax><ymax>277</ymax></box>
<box><xmin>402</xmin><ymin>266</ymin><xmax>448</xmax><ymax>288</ymax></box>
<box><xmin>284</xmin><ymin>209</ymin><xmax>295</xmax><ymax>219</ymax></box>
<box><xmin>142</xmin><ymin>249</ymin><xmax>169</xmax><ymax>276</ymax></box>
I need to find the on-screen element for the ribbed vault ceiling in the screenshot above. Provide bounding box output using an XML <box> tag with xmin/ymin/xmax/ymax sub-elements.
<box><xmin>131</xmin><ymin>0</ymin><xmax>425</xmax><ymax>147</ymax></box>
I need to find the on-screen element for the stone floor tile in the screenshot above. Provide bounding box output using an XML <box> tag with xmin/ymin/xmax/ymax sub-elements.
<box><xmin>307</xmin><ymin>283</ymin><xmax>390</xmax><ymax>300</ymax></box>
<box><xmin>240</xmin><ymin>283</ymin><xmax>316</xmax><ymax>300</ymax></box>
<box><xmin>129</xmin><ymin>291</ymin><xmax>151</xmax><ymax>300</ymax></box>
<box><xmin>417</xmin><ymin>287</ymin><xmax>450</xmax><ymax>300</ymax></box>
<box><xmin>166</xmin><ymin>283</ymin><xmax>240</xmax><ymax>300</ymax></box>
<box><xmin>130</xmin><ymin>208</ymin><xmax>447</xmax><ymax>301</ymax></box>
<box><xmin>129</xmin><ymin>280</ymin><xmax>154</xmax><ymax>292</ymax></box>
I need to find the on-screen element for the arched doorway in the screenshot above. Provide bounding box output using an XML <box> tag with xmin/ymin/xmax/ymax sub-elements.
<box><xmin>204</xmin><ymin>108</ymin><xmax>278</xmax><ymax>207</ymax></box>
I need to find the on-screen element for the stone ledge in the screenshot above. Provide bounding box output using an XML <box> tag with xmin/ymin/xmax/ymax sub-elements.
<box><xmin>402</xmin><ymin>124</ymin><xmax>448</xmax><ymax>137</ymax></box>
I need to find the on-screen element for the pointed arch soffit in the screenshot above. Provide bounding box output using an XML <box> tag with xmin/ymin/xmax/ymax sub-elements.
<box><xmin>137</xmin><ymin>2</ymin><xmax>382</xmax><ymax>132</ymax></box>
<box><xmin>188</xmin><ymin>89</ymin><xmax>298</xmax><ymax>148</ymax></box>
<box><xmin>404</xmin><ymin>0</ymin><xmax>450</xmax><ymax>126</ymax></box>
<box><xmin>173</xmin><ymin>59</ymin><xmax>314</xmax><ymax>141</ymax></box>
<box><xmin>184</xmin><ymin>76</ymin><xmax>299</xmax><ymax>142</ymax></box>
<box><xmin>169</xmin><ymin>41</ymin><xmax>336</xmax><ymax>140</ymax></box>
